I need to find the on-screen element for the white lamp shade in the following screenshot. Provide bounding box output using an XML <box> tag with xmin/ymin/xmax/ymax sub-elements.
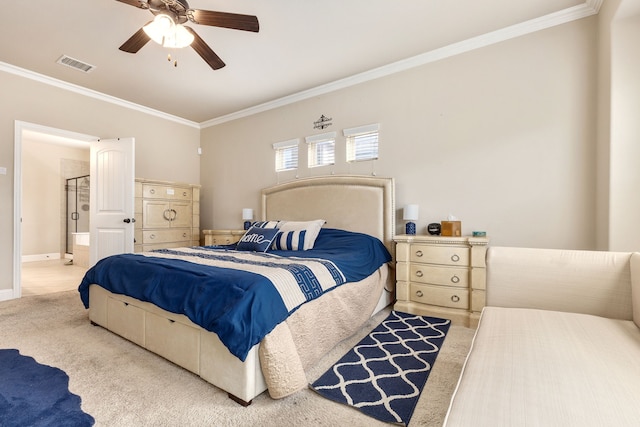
<box><xmin>143</xmin><ymin>14</ymin><xmax>194</xmax><ymax>48</ymax></box>
<box><xmin>143</xmin><ymin>14</ymin><xmax>174</xmax><ymax>45</ymax></box>
<box><xmin>403</xmin><ymin>204</ymin><xmax>419</xmax><ymax>221</ymax></box>
<box><xmin>163</xmin><ymin>24</ymin><xmax>194</xmax><ymax>48</ymax></box>
<box><xmin>242</xmin><ymin>208</ymin><xmax>254</xmax><ymax>220</ymax></box>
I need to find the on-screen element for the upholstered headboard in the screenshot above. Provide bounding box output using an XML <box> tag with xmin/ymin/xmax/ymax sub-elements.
<box><xmin>261</xmin><ymin>175</ymin><xmax>395</xmax><ymax>256</ymax></box>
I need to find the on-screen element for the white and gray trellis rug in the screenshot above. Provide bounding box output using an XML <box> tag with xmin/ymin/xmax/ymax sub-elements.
<box><xmin>310</xmin><ymin>311</ymin><xmax>451</xmax><ymax>426</ymax></box>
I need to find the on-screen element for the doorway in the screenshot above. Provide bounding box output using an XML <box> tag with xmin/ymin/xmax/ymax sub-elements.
<box><xmin>14</xmin><ymin>121</ymin><xmax>98</xmax><ymax>298</ymax></box>
<box><xmin>65</xmin><ymin>175</ymin><xmax>90</xmax><ymax>256</ymax></box>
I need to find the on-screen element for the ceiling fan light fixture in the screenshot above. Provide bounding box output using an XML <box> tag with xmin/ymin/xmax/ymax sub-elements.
<box><xmin>142</xmin><ymin>13</ymin><xmax>194</xmax><ymax>49</ymax></box>
<box><xmin>143</xmin><ymin>13</ymin><xmax>175</xmax><ymax>44</ymax></box>
<box><xmin>163</xmin><ymin>24</ymin><xmax>194</xmax><ymax>48</ymax></box>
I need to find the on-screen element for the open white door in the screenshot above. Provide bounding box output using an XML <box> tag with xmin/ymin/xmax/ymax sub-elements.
<box><xmin>89</xmin><ymin>138</ymin><xmax>135</xmax><ymax>266</ymax></box>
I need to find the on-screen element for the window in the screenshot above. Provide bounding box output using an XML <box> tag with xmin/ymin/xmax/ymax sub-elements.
<box><xmin>273</xmin><ymin>139</ymin><xmax>299</xmax><ymax>172</ymax></box>
<box><xmin>344</xmin><ymin>124</ymin><xmax>380</xmax><ymax>162</ymax></box>
<box><xmin>305</xmin><ymin>132</ymin><xmax>336</xmax><ymax>168</ymax></box>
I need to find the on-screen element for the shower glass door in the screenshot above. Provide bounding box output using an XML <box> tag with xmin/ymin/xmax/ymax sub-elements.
<box><xmin>66</xmin><ymin>175</ymin><xmax>90</xmax><ymax>254</ymax></box>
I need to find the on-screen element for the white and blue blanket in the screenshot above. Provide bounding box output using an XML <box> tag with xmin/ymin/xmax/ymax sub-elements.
<box><xmin>78</xmin><ymin>228</ymin><xmax>391</xmax><ymax>361</ymax></box>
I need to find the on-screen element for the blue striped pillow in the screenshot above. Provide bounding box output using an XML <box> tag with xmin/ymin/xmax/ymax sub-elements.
<box><xmin>271</xmin><ymin>220</ymin><xmax>325</xmax><ymax>251</ymax></box>
<box><xmin>251</xmin><ymin>220</ymin><xmax>281</xmax><ymax>229</ymax></box>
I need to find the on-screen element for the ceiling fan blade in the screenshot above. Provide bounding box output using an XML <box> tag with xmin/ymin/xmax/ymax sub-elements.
<box><xmin>119</xmin><ymin>25</ymin><xmax>152</xmax><ymax>53</ymax></box>
<box><xmin>188</xmin><ymin>10</ymin><xmax>259</xmax><ymax>32</ymax></box>
<box><xmin>185</xmin><ymin>27</ymin><xmax>226</xmax><ymax>70</ymax></box>
<box><xmin>115</xmin><ymin>0</ymin><xmax>149</xmax><ymax>9</ymax></box>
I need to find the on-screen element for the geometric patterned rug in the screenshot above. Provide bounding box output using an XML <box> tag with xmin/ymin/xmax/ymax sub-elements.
<box><xmin>310</xmin><ymin>311</ymin><xmax>451</xmax><ymax>426</ymax></box>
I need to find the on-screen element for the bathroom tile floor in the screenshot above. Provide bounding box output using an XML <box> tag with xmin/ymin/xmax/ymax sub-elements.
<box><xmin>21</xmin><ymin>259</ymin><xmax>87</xmax><ymax>296</ymax></box>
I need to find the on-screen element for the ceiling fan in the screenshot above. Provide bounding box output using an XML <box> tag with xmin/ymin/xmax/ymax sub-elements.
<box><xmin>116</xmin><ymin>0</ymin><xmax>259</xmax><ymax>70</ymax></box>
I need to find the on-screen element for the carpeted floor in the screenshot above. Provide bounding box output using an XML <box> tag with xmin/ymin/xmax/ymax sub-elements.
<box><xmin>0</xmin><ymin>291</ymin><xmax>475</xmax><ymax>426</ymax></box>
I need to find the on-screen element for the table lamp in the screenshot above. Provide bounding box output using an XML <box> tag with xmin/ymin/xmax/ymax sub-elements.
<box><xmin>242</xmin><ymin>208</ymin><xmax>253</xmax><ymax>230</ymax></box>
<box><xmin>403</xmin><ymin>204</ymin><xmax>419</xmax><ymax>235</ymax></box>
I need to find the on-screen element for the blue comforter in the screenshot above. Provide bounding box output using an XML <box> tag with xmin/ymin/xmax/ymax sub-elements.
<box><xmin>78</xmin><ymin>228</ymin><xmax>391</xmax><ymax>361</ymax></box>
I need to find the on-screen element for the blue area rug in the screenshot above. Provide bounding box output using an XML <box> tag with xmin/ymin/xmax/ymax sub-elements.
<box><xmin>310</xmin><ymin>311</ymin><xmax>450</xmax><ymax>426</ymax></box>
<box><xmin>0</xmin><ymin>349</ymin><xmax>95</xmax><ymax>427</ymax></box>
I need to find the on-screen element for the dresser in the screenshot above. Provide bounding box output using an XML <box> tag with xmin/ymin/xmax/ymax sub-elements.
<box><xmin>394</xmin><ymin>235</ymin><xmax>489</xmax><ymax>328</ymax></box>
<box><xmin>134</xmin><ymin>178</ymin><xmax>200</xmax><ymax>252</ymax></box>
<box><xmin>202</xmin><ymin>229</ymin><xmax>245</xmax><ymax>246</ymax></box>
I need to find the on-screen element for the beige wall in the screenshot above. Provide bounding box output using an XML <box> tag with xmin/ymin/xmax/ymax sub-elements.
<box><xmin>21</xmin><ymin>140</ymin><xmax>89</xmax><ymax>257</ymax></box>
<box><xmin>0</xmin><ymin>72</ymin><xmax>201</xmax><ymax>293</ymax></box>
<box><xmin>200</xmin><ymin>18</ymin><xmax>599</xmax><ymax>249</ymax></box>
<box><xmin>610</xmin><ymin>11</ymin><xmax>640</xmax><ymax>251</ymax></box>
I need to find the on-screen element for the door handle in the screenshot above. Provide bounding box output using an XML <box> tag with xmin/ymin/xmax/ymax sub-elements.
<box><xmin>123</xmin><ymin>218</ymin><xmax>135</xmax><ymax>223</ymax></box>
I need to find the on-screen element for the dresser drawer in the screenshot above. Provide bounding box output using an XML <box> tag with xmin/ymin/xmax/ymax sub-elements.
<box><xmin>141</xmin><ymin>242</ymin><xmax>188</xmax><ymax>252</ymax></box>
<box><xmin>409</xmin><ymin>245</ymin><xmax>469</xmax><ymax>266</ymax></box>
<box><xmin>410</xmin><ymin>283</ymin><xmax>469</xmax><ymax>310</ymax></box>
<box><xmin>143</xmin><ymin>228</ymin><xmax>191</xmax><ymax>244</ymax></box>
<box><xmin>410</xmin><ymin>264</ymin><xmax>469</xmax><ymax>288</ymax></box>
<box><xmin>209</xmin><ymin>234</ymin><xmax>242</xmax><ymax>245</ymax></box>
<box><xmin>143</xmin><ymin>184</ymin><xmax>192</xmax><ymax>201</ymax></box>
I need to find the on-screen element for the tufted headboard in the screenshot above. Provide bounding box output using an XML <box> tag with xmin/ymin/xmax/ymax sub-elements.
<box><xmin>261</xmin><ymin>175</ymin><xmax>395</xmax><ymax>256</ymax></box>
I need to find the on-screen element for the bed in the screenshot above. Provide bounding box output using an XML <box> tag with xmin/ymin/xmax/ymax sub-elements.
<box><xmin>78</xmin><ymin>175</ymin><xmax>395</xmax><ymax>405</ymax></box>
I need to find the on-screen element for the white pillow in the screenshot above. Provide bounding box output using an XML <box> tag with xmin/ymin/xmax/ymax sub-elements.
<box><xmin>271</xmin><ymin>219</ymin><xmax>325</xmax><ymax>251</ymax></box>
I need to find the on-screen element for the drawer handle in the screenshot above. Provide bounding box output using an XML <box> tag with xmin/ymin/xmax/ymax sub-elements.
<box><xmin>415</xmin><ymin>270</ymin><xmax>423</xmax><ymax>278</ymax></box>
<box><xmin>169</xmin><ymin>319</ymin><xmax>175</xmax><ymax>324</ymax></box>
<box><xmin>183</xmin><ymin>233</ymin><xmax>187</xmax><ymax>238</ymax></box>
<box><xmin>451</xmin><ymin>295</ymin><xmax>460</xmax><ymax>303</ymax></box>
<box><xmin>451</xmin><ymin>275</ymin><xmax>460</xmax><ymax>284</ymax></box>
<box><xmin>183</xmin><ymin>191</ymin><xmax>187</xmax><ymax>197</ymax></box>
<box><xmin>150</xmin><ymin>234</ymin><xmax>155</xmax><ymax>239</ymax></box>
<box><xmin>416</xmin><ymin>290</ymin><xmax>424</xmax><ymax>298</ymax></box>
<box><xmin>150</xmin><ymin>189</ymin><xmax>155</xmax><ymax>194</ymax></box>
<box><xmin>163</xmin><ymin>209</ymin><xmax>172</xmax><ymax>221</ymax></box>
<box><xmin>451</xmin><ymin>254</ymin><xmax>460</xmax><ymax>262</ymax></box>
<box><xmin>415</xmin><ymin>250</ymin><xmax>423</xmax><ymax>257</ymax></box>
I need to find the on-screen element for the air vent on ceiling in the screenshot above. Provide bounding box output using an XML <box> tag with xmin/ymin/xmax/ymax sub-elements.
<box><xmin>56</xmin><ymin>55</ymin><xmax>96</xmax><ymax>73</ymax></box>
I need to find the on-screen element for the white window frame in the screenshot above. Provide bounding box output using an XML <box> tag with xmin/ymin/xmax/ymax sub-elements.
<box><xmin>344</xmin><ymin>123</ymin><xmax>380</xmax><ymax>162</ymax></box>
<box><xmin>305</xmin><ymin>132</ymin><xmax>336</xmax><ymax>168</ymax></box>
<box><xmin>273</xmin><ymin>139</ymin><xmax>299</xmax><ymax>172</ymax></box>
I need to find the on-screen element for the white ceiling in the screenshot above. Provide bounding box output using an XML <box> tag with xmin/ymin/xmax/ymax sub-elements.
<box><xmin>1</xmin><ymin>0</ymin><xmax>595</xmax><ymax>125</ymax></box>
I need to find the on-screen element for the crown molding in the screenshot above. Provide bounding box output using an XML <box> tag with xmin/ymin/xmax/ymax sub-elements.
<box><xmin>201</xmin><ymin>1</ymin><xmax>601</xmax><ymax>128</ymax></box>
<box><xmin>0</xmin><ymin>62</ymin><xmax>200</xmax><ymax>129</ymax></box>
<box><xmin>0</xmin><ymin>2</ymin><xmax>601</xmax><ymax>130</ymax></box>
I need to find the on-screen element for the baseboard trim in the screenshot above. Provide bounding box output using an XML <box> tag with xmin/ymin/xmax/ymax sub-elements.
<box><xmin>0</xmin><ymin>288</ymin><xmax>15</xmax><ymax>302</ymax></box>
<box><xmin>22</xmin><ymin>253</ymin><xmax>61</xmax><ymax>263</ymax></box>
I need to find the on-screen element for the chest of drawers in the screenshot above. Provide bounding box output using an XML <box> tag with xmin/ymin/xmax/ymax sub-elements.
<box><xmin>134</xmin><ymin>179</ymin><xmax>200</xmax><ymax>252</ymax></box>
<box><xmin>394</xmin><ymin>235</ymin><xmax>489</xmax><ymax>327</ymax></box>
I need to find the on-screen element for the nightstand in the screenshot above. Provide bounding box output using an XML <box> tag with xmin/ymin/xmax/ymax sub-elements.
<box><xmin>202</xmin><ymin>229</ymin><xmax>246</xmax><ymax>246</ymax></box>
<box><xmin>394</xmin><ymin>234</ymin><xmax>489</xmax><ymax>328</ymax></box>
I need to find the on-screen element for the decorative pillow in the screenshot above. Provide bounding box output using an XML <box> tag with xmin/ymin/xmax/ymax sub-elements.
<box><xmin>236</xmin><ymin>226</ymin><xmax>279</xmax><ymax>252</ymax></box>
<box><xmin>271</xmin><ymin>219</ymin><xmax>325</xmax><ymax>251</ymax></box>
<box><xmin>251</xmin><ymin>220</ymin><xmax>281</xmax><ymax>229</ymax></box>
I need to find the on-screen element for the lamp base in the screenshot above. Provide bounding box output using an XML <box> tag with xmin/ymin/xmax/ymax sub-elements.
<box><xmin>244</xmin><ymin>221</ymin><xmax>251</xmax><ymax>230</ymax></box>
<box><xmin>405</xmin><ymin>222</ymin><xmax>416</xmax><ymax>235</ymax></box>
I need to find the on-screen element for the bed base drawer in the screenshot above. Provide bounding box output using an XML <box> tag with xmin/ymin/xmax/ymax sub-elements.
<box><xmin>88</xmin><ymin>284</ymin><xmax>267</xmax><ymax>405</ymax></box>
<box><xmin>145</xmin><ymin>312</ymin><xmax>200</xmax><ymax>374</ymax></box>
<box><xmin>107</xmin><ymin>298</ymin><xmax>145</xmax><ymax>347</ymax></box>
